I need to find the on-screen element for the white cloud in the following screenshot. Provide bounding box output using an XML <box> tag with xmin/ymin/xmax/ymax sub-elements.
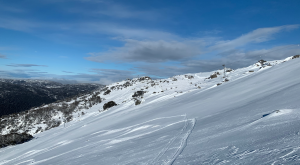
<box><xmin>210</xmin><ymin>25</ymin><xmax>299</xmax><ymax>51</ymax></box>
<box><xmin>77</xmin><ymin>22</ymin><xmax>177</xmax><ymax>40</ymax></box>
<box><xmin>6</xmin><ymin>64</ymin><xmax>48</xmax><ymax>67</ymax></box>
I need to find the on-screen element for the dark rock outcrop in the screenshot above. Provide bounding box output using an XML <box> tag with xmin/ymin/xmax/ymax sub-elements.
<box><xmin>138</xmin><ymin>76</ymin><xmax>151</xmax><ymax>81</ymax></box>
<box><xmin>185</xmin><ymin>75</ymin><xmax>194</xmax><ymax>79</ymax></box>
<box><xmin>104</xmin><ymin>90</ymin><xmax>111</xmax><ymax>95</ymax></box>
<box><xmin>132</xmin><ymin>91</ymin><xmax>146</xmax><ymax>98</ymax></box>
<box><xmin>208</xmin><ymin>72</ymin><xmax>218</xmax><ymax>79</ymax></box>
<box><xmin>258</xmin><ymin>59</ymin><xmax>266</xmax><ymax>66</ymax></box>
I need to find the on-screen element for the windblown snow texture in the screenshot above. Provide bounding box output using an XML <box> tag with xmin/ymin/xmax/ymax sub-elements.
<box><xmin>1</xmin><ymin>56</ymin><xmax>300</xmax><ymax>164</ymax></box>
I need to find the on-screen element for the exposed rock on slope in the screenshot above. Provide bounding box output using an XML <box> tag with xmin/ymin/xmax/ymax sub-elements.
<box><xmin>132</xmin><ymin>91</ymin><xmax>146</xmax><ymax>98</ymax></box>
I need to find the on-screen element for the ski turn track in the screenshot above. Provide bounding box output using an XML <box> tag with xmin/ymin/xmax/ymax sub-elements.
<box><xmin>149</xmin><ymin>116</ymin><xmax>196</xmax><ymax>165</ymax></box>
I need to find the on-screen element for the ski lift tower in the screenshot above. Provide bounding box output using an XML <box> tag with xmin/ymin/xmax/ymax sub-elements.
<box><xmin>222</xmin><ymin>64</ymin><xmax>226</xmax><ymax>78</ymax></box>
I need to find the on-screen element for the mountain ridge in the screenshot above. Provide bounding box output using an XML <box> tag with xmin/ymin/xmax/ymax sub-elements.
<box><xmin>1</xmin><ymin>55</ymin><xmax>300</xmax><ymax>164</ymax></box>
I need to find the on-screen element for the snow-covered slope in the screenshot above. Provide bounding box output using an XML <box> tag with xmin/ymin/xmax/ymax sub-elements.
<box><xmin>1</xmin><ymin>56</ymin><xmax>300</xmax><ymax>165</ymax></box>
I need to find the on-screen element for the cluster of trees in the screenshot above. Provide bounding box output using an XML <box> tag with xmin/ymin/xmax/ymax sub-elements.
<box><xmin>0</xmin><ymin>79</ymin><xmax>104</xmax><ymax>117</ymax></box>
<box><xmin>0</xmin><ymin>91</ymin><xmax>103</xmax><ymax>138</ymax></box>
<box><xmin>0</xmin><ymin>133</ymin><xmax>33</xmax><ymax>148</ymax></box>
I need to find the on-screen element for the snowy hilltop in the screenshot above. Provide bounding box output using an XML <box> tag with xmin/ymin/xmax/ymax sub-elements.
<box><xmin>1</xmin><ymin>55</ymin><xmax>300</xmax><ymax>165</ymax></box>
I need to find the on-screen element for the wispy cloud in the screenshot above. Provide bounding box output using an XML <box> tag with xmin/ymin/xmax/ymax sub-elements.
<box><xmin>88</xmin><ymin>68</ymin><xmax>136</xmax><ymax>84</ymax></box>
<box><xmin>86</xmin><ymin>25</ymin><xmax>299</xmax><ymax>65</ymax></box>
<box><xmin>67</xmin><ymin>1</ymin><xmax>161</xmax><ymax>20</ymax></box>
<box><xmin>0</xmin><ymin>0</ymin><xmax>165</xmax><ymax>39</ymax></box>
<box><xmin>0</xmin><ymin>67</ymin><xmax>134</xmax><ymax>85</ymax></box>
<box><xmin>136</xmin><ymin>44</ymin><xmax>300</xmax><ymax>77</ymax></box>
<box><xmin>201</xmin><ymin>30</ymin><xmax>222</xmax><ymax>35</ymax></box>
<box><xmin>62</xmin><ymin>71</ymin><xmax>73</xmax><ymax>73</ymax></box>
<box><xmin>0</xmin><ymin>54</ymin><xmax>7</xmax><ymax>59</ymax></box>
<box><xmin>1</xmin><ymin>3</ymin><xmax>299</xmax><ymax>85</ymax></box>
<box><xmin>0</xmin><ymin>17</ymin><xmax>40</xmax><ymax>32</ymax></box>
<box><xmin>0</xmin><ymin>69</ymin><xmax>48</xmax><ymax>79</ymax></box>
<box><xmin>0</xmin><ymin>16</ymin><xmax>175</xmax><ymax>41</ymax></box>
<box><xmin>210</xmin><ymin>25</ymin><xmax>299</xmax><ymax>51</ymax></box>
<box><xmin>1</xmin><ymin>45</ymin><xmax>299</xmax><ymax>84</ymax></box>
<box><xmin>74</xmin><ymin>22</ymin><xmax>177</xmax><ymax>40</ymax></box>
<box><xmin>0</xmin><ymin>47</ymin><xmax>14</xmax><ymax>50</ymax></box>
<box><xmin>84</xmin><ymin>25</ymin><xmax>300</xmax><ymax>79</ymax></box>
<box><xmin>86</xmin><ymin>39</ymin><xmax>205</xmax><ymax>63</ymax></box>
<box><xmin>6</xmin><ymin>64</ymin><xmax>48</xmax><ymax>67</ymax></box>
<box><xmin>0</xmin><ymin>4</ymin><xmax>26</xmax><ymax>13</ymax></box>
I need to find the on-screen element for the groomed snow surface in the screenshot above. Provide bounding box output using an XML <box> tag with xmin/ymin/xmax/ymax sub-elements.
<box><xmin>1</xmin><ymin>57</ymin><xmax>300</xmax><ymax>165</ymax></box>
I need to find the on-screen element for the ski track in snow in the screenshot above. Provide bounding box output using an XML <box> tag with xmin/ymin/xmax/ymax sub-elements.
<box><xmin>166</xmin><ymin>118</ymin><xmax>196</xmax><ymax>165</ymax></box>
<box><xmin>148</xmin><ymin>115</ymin><xmax>196</xmax><ymax>165</ymax></box>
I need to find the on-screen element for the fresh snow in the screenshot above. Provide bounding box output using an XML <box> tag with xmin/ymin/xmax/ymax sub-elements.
<box><xmin>1</xmin><ymin>57</ymin><xmax>300</xmax><ymax>164</ymax></box>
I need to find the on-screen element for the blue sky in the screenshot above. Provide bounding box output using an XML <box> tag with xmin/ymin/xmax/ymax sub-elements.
<box><xmin>0</xmin><ymin>0</ymin><xmax>299</xmax><ymax>84</ymax></box>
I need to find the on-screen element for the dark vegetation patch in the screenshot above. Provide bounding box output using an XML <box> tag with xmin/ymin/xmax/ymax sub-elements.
<box><xmin>207</xmin><ymin>72</ymin><xmax>220</xmax><ymax>79</ymax></box>
<box><xmin>0</xmin><ymin>133</ymin><xmax>33</xmax><ymax>148</ymax></box>
<box><xmin>0</xmin><ymin>92</ymin><xmax>103</xmax><ymax>136</ymax></box>
<box><xmin>292</xmin><ymin>55</ymin><xmax>300</xmax><ymax>59</ymax></box>
<box><xmin>103</xmin><ymin>101</ymin><xmax>117</xmax><ymax>110</ymax></box>
<box><xmin>258</xmin><ymin>59</ymin><xmax>266</xmax><ymax>64</ymax></box>
<box><xmin>134</xmin><ymin>100</ymin><xmax>141</xmax><ymax>105</ymax></box>
<box><xmin>103</xmin><ymin>77</ymin><xmax>151</xmax><ymax>93</ymax></box>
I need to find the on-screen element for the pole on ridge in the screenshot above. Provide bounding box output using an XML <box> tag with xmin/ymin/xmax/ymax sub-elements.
<box><xmin>222</xmin><ymin>64</ymin><xmax>226</xmax><ymax>78</ymax></box>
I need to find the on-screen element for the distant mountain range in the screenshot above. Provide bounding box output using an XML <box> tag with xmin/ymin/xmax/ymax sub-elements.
<box><xmin>0</xmin><ymin>79</ymin><xmax>104</xmax><ymax>117</ymax></box>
